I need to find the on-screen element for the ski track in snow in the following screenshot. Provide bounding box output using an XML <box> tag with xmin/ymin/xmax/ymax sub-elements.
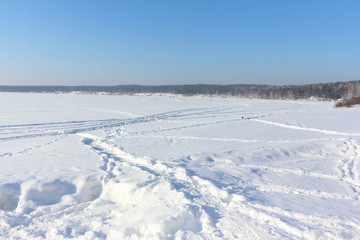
<box><xmin>252</xmin><ymin>119</ymin><xmax>360</xmax><ymax>136</ymax></box>
<box><xmin>1</xmin><ymin>96</ymin><xmax>360</xmax><ymax>239</ymax></box>
<box><xmin>0</xmin><ymin>107</ymin><xmax>239</xmax><ymax>141</ymax></box>
<box><xmin>0</xmin><ymin>136</ymin><xmax>66</xmax><ymax>158</ymax></box>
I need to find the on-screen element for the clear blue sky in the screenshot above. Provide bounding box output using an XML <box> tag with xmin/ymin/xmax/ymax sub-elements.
<box><xmin>0</xmin><ymin>0</ymin><xmax>359</xmax><ymax>86</ymax></box>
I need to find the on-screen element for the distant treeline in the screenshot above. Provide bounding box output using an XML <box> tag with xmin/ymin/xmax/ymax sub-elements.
<box><xmin>1</xmin><ymin>80</ymin><xmax>360</xmax><ymax>100</ymax></box>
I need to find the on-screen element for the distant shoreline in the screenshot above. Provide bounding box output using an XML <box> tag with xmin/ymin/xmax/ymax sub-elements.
<box><xmin>1</xmin><ymin>80</ymin><xmax>359</xmax><ymax>100</ymax></box>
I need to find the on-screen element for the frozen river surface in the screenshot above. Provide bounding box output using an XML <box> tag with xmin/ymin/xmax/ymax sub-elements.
<box><xmin>1</xmin><ymin>93</ymin><xmax>360</xmax><ymax>239</ymax></box>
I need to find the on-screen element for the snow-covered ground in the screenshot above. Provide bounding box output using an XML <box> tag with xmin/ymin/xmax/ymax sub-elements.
<box><xmin>1</xmin><ymin>93</ymin><xmax>360</xmax><ymax>240</ymax></box>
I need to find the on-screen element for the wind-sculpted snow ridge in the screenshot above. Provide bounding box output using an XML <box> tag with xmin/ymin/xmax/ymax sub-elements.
<box><xmin>1</xmin><ymin>93</ymin><xmax>360</xmax><ymax>239</ymax></box>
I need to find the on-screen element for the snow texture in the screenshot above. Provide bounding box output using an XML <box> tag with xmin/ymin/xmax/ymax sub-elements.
<box><xmin>1</xmin><ymin>93</ymin><xmax>360</xmax><ymax>239</ymax></box>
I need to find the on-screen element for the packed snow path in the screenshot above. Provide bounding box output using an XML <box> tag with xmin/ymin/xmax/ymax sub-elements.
<box><xmin>1</xmin><ymin>93</ymin><xmax>360</xmax><ymax>239</ymax></box>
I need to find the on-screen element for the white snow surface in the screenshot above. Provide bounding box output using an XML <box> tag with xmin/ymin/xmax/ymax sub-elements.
<box><xmin>1</xmin><ymin>93</ymin><xmax>360</xmax><ymax>239</ymax></box>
